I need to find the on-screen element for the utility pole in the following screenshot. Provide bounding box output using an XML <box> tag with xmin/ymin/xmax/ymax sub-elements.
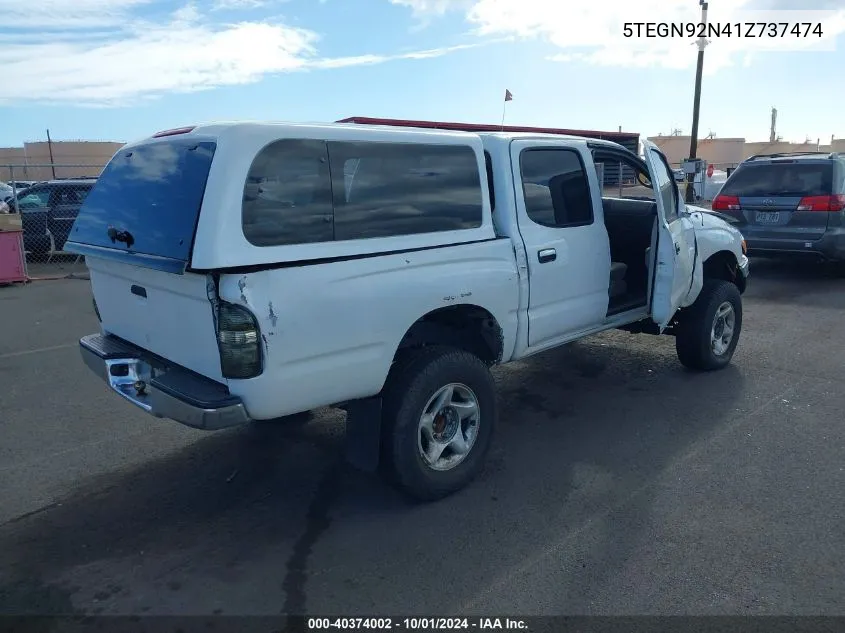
<box><xmin>769</xmin><ymin>108</ymin><xmax>777</xmax><ymax>143</ymax></box>
<box><xmin>685</xmin><ymin>0</ymin><xmax>709</xmax><ymax>204</ymax></box>
<box><xmin>46</xmin><ymin>129</ymin><xmax>56</xmax><ymax>179</ymax></box>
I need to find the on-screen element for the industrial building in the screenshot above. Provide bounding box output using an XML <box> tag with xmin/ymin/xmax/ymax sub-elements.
<box><xmin>649</xmin><ymin>110</ymin><xmax>844</xmax><ymax>169</ymax></box>
<box><xmin>648</xmin><ymin>135</ymin><xmax>845</xmax><ymax>170</ymax></box>
<box><xmin>0</xmin><ymin>141</ymin><xmax>124</xmax><ymax>180</ymax></box>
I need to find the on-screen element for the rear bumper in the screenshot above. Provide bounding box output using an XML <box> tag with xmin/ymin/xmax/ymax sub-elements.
<box><xmin>80</xmin><ymin>333</ymin><xmax>251</xmax><ymax>430</ymax></box>
<box><xmin>745</xmin><ymin>229</ymin><xmax>845</xmax><ymax>261</ymax></box>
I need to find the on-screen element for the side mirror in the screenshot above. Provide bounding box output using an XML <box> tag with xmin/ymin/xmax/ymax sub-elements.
<box><xmin>637</xmin><ymin>172</ymin><xmax>653</xmax><ymax>188</ymax></box>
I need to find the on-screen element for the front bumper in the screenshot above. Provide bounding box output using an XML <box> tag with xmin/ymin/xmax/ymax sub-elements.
<box><xmin>739</xmin><ymin>255</ymin><xmax>750</xmax><ymax>280</ymax></box>
<box><xmin>80</xmin><ymin>333</ymin><xmax>251</xmax><ymax>430</ymax></box>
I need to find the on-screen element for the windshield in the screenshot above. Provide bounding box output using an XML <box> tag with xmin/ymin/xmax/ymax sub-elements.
<box><xmin>720</xmin><ymin>162</ymin><xmax>833</xmax><ymax>197</ymax></box>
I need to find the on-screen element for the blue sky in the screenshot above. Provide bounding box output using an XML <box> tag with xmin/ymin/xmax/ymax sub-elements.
<box><xmin>1</xmin><ymin>0</ymin><xmax>843</xmax><ymax>148</ymax></box>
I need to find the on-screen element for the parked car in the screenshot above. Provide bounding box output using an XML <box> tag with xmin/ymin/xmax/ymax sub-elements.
<box><xmin>711</xmin><ymin>152</ymin><xmax>845</xmax><ymax>262</ymax></box>
<box><xmin>0</xmin><ymin>182</ymin><xmax>13</xmax><ymax>204</ymax></box>
<box><xmin>7</xmin><ymin>180</ymin><xmax>43</xmax><ymax>191</ymax></box>
<box><xmin>5</xmin><ymin>180</ymin><xmax>96</xmax><ymax>255</ymax></box>
<box><xmin>68</xmin><ymin>122</ymin><xmax>749</xmax><ymax>501</ymax></box>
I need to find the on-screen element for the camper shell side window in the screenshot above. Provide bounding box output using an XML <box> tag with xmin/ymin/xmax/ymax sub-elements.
<box><xmin>241</xmin><ymin>139</ymin><xmax>484</xmax><ymax>247</ymax></box>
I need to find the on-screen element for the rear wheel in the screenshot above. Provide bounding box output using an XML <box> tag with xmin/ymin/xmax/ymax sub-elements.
<box><xmin>381</xmin><ymin>346</ymin><xmax>496</xmax><ymax>501</ymax></box>
<box><xmin>675</xmin><ymin>280</ymin><xmax>743</xmax><ymax>371</ymax></box>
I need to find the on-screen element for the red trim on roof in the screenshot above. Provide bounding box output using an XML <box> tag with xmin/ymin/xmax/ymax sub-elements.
<box><xmin>336</xmin><ymin>117</ymin><xmax>639</xmax><ymax>141</ymax></box>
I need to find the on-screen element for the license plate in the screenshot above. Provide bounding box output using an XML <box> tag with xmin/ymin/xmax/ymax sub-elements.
<box><xmin>756</xmin><ymin>211</ymin><xmax>780</xmax><ymax>224</ymax></box>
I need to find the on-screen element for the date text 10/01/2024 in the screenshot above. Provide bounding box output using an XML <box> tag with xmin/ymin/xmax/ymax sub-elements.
<box><xmin>307</xmin><ymin>617</ymin><xmax>529</xmax><ymax>631</ymax></box>
<box><xmin>623</xmin><ymin>22</ymin><xmax>824</xmax><ymax>38</ymax></box>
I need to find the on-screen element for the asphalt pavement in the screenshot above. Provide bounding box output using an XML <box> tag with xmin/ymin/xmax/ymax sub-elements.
<box><xmin>1</xmin><ymin>259</ymin><xmax>844</xmax><ymax>617</ymax></box>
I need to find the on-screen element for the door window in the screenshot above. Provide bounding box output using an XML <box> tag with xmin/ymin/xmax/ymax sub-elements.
<box><xmin>17</xmin><ymin>189</ymin><xmax>50</xmax><ymax>209</ymax></box>
<box><xmin>520</xmin><ymin>149</ymin><xmax>593</xmax><ymax>228</ymax></box>
<box><xmin>51</xmin><ymin>187</ymin><xmax>90</xmax><ymax>206</ymax></box>
<box><xmin>647</xmin><ymin>149</ymin><xmax>679</xmax><ymax>221</ymax></box>
<box><xmin>593</xmin><ymin>153</ymin><xmax>655</xmax><ymax>201</ymax></box>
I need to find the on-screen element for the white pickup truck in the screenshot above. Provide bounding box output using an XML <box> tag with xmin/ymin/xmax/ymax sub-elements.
<box><xmin>68</xmin><ymin>122</ymin><xmax>749</xmax><ymax>501</ymax></box>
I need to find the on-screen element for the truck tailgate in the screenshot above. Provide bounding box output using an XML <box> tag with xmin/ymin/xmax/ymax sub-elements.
<box><xmin>88</xmin><ymin>257</ymin><xmax>224</xmax><ymax>382</ymax></box>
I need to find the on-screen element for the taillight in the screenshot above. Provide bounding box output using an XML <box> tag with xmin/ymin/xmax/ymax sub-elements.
<box><xmin>217</xmin><ymin>301</ymin><xmax>262</xmax><ymax>379</ymax></box>
<box><xmin>712</xmin><ymin>195</ymin><xmax>741</xmax><ymax>211</ymax></box>
<box><xmin>152</xmin><ymin>126</ymin><xmax>196</xmax><ymax>138</ymax></box>
<box><xmin>797</xmin><ymin>194</ymin><xmax>845</xmax><ymax>212</ymax></box>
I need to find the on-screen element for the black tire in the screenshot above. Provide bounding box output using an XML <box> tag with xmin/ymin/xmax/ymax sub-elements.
<box><xmin>675</xmin><ymin>279</ymin><xmax>743</xmax><ymax>371</ymax></box>
<box><xmin>381</xmin><ymin>346</ymin><xmax>496</xmax><ymax>502</ymax></box>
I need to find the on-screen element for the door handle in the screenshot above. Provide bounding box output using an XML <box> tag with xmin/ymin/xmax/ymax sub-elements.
<box><xmin>538</xmin><ymin>248</ymin><xmax>557</xmax><ymax>263</ymax></box>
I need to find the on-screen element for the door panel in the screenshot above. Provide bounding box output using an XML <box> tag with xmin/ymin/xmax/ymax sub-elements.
<box><xmin>511</xmin><ymin>140</ymin><xmax>611</xmax><ymax>348</ymax></box>
<box><xmin>642</xmin><ymin>141</ymin><xmax>696</xmax><ymax>328</ymax></box>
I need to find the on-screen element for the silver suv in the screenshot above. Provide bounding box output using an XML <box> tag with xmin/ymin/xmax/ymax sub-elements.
<box><xmin>712</xmin><ymin>152</ymin><xmax>845</xmax><ymax>262</ymax></box>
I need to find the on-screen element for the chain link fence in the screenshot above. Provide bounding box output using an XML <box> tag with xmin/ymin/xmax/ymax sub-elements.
<box><xmin>1</xmin><ymin>164</ymin><xmax>103</xmax><ymax>281</ymax></box>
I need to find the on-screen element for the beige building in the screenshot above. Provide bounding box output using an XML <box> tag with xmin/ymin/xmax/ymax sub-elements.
<box><xmin>649</xmin><ymin>135</ymin><xmax>845</xmax><ymax>170</ymax></box>
<box><xmin>0</xmin><ymin>140</ymin><xmax>125</xmax><ymax>181</ymax></box>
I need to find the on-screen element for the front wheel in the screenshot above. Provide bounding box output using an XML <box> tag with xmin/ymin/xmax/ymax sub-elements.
<box><xmin>675</xmin><ymin>279</ymin><xmax>743</xmax><ymax>371</ymax></box>
<box><xmin>381</xmin><ymin>346</ymin><xmax>497</xmax><ymax>501</ymax></box>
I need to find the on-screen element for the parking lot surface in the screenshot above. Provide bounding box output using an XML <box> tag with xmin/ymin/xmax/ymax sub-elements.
<box><xmin>1</xmin><ymin>259</ymin><xmax>844</xmax><ymax>616</ymax></box>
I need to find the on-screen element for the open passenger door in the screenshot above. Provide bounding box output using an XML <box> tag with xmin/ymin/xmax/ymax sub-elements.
<box><xmin>642</xmin><ymin>140</ymin><xmax>696</xmax><ymax>330</ymax></box>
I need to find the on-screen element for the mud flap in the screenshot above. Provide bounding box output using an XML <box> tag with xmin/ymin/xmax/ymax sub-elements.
<box><xmin>344</xmin><ymin>396</ymin><xmax>382</xmax><ymax>472</ymax></box>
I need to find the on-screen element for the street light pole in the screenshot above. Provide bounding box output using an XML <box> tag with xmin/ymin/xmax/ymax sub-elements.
<box><xmin>685</xmin><ymin>0</ymin><xmax>709</xmax><ymax>204</ymax></box>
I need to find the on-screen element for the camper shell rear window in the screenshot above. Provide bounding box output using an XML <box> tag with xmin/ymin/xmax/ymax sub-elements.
<box><xmin>68</xmin><ymin>138</ymin><xmax>217</xmax><ymax>264</ymax></box>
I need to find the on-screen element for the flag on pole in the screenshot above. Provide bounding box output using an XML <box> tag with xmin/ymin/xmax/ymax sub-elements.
<box><xmin>504</xmin><ymin>89</ymin><xmax>513</xmax><ymax>102</ymax></box>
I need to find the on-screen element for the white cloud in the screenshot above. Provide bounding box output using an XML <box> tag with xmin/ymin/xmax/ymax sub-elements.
<box><xmin>0</xmin><ymin>10</ymin><xmax>318</xmax><ymax>104</ymax></box>
<box><xmin>172</xmin><ymin>3</ymin><xmax>202</xmax><ymax>22</ymax></box>
<box><xmin>212</xmin><ymin>0</ymin><xmax>275</xmax><ymax>10</ymax></box>
<box><xmin>393</xmin><ymin>0</ymin><xmax>845</xmax><ymax>71</ymax></box>
<box><xmin>0</xmin><ymin>0</ymin><xmax>154</xmax><ymax>29</ymax></box>
<box><xmin>312</xmin><ymin>42</ymin><xmax>482</xmax><ymax>68</ymax></box>
<box><xmin>389</xmin><ymin>0</ymin><xmax>469</xmax><ymax>17</ymax></box>
<box><xmin>0</xmin><ymin>0</ymin><xmax>485</xmax><ymax>104</ymax></box>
